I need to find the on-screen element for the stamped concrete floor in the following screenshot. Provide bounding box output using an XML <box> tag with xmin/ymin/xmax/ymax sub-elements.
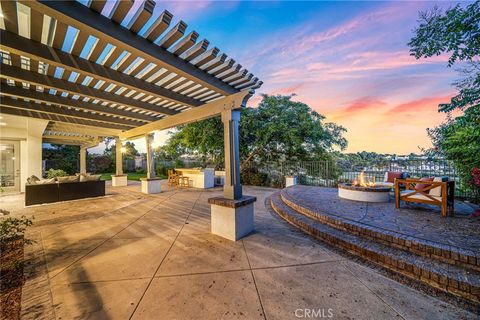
<box><xmin>5</xmin><ymin>182</ymin><xmax>476</xmax><ymax>319</ymax></box>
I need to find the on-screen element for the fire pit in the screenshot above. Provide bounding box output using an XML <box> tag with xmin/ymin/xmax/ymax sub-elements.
<box><xmin>338</xmin><ymin>172</ymin><xmax>390</xmax><ymax>202</ymax></box>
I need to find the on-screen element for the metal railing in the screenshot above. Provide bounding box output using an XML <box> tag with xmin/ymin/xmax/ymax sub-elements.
<box><xmin>241</xmin><ymin>159</ymin><xmax>477</xmax><ymax>201</ymax></box>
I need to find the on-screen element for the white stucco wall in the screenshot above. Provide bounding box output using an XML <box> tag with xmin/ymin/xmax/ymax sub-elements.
<box><xmin>0</xmin><ymin>115</ymin><xmax>48</xmax><ymax>192</ymax></box>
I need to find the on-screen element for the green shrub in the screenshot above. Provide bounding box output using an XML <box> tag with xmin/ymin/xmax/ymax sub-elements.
<box><xmin>135</xmin><ymin>168</ymin><xmax>145</xmax><ymax>174</ymax></box>
<box><xmin>0</xmin><ymin>215</ymin><xmax>34</xmax><ymax>244</ymax></box>
<box><xmin>156</xmin><ymin>164</ymin><xmax>175</xmax><ymax>177</ymax></box>
<box><xmin>241</xmin><ymin>169</ymin><xmax>268</xmax><ymax>186</ymax></box>
<box><xmin>46</xmin><ymin>168</ymin><xmax>67</xmax><ymax>179</ymax></box>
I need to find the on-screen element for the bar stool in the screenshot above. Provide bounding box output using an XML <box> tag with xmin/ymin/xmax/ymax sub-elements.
<box><xmin>167</xmin><ymin>169</ymin><xmax>177</xmax><ymax>186</ymax></box>
<box><xmin>178</xmin><ymin>176</ymin><xmax>190</xmax><ymax>188</ymax></box>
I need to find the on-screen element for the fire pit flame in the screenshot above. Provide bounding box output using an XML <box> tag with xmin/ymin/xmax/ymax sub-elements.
<box><xmin>352</xmin><ymin>171</ymin><xmax>376</xmax><ymax>187</ymax></box>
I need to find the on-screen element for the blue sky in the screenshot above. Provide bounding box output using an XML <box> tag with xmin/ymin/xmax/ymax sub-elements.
<box><xmin>88</xmin><ymin>0</ymin><xmax>463</xmax><ymax>154</ymax></box>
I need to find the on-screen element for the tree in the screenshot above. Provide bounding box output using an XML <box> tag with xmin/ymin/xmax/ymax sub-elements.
<box><xmin>409</xmin><ymin>1</ymin><xmax>480</xmax><ymax>112</ymax></box>
<box><xmin>409</xmin><ymin>1</ymin><xmax>480</xmax><ymax>201</ymax></box>
<box><xmin>160</xmin><ymin>94</ymin><xmax>347</xmax><ymax>171</ymax></box>
<box><xmin>240</xmin><ymin>95</ymin><xmax>347</xmax><ymax>169</ymax></box>
<box><xmin>87</xmin><ymin>154</ymin><xmax>112</xmax><ymax>173</ymax></box>
<box><xmin>103</xmin><ymin>140</ymin><xmax>139</xmax><ymax>172</ymax></box>
<box><xmin>104</xmin><ymin>141</ymin><xmax>139</xmax><ymax>159</ymax></box>
<box><xmin>43</xmin><ymin>144</ymin><xmax>80</xmax><ymax>175</ymax></box>
<box><xmin>427</xmin><ymin>106</ymin><xmax>480</xmax><ymax>199</ymax></box>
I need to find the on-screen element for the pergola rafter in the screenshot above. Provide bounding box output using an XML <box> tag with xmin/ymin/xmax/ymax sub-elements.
<box><xmin>0</xmin><ymin>95</ymin><xmax>135</xmax><ymax>129</ymax></box>
<box><xmin>0</xmin><ymin>30</ymin><xmax>203</xmax><ymax>108</ymax></box>
<box><xmin>0</xmin><ymin>105</ymin><xmax>129</xmax><ymax>130</ymax></box>
<box><xmin>0</xmin><ymin>82</ymin><xmax>158</xmax><ymax>122</ymax></box>
<box><xmin>0</xmin><ymin>63</ymin><xmax>178</xmax><ymax>116</ymax></box>
<box><xmin>24</xmin><ymin>0</ymin><xmax>249</xmax><ymax>94</ymax></box>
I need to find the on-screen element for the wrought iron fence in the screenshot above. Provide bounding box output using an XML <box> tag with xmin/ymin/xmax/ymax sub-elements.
<box><xmin>241</xmin><ymin>159</ymin><xmax>477</xmax><ymax>201</ymax></box>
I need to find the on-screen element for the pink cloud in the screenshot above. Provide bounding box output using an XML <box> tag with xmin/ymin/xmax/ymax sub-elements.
<box><xmin>387</xmin><ymin>95</ymin><xmax>454</xmax><ymax>115</ymax></box>
<box><xmin>329</xmin><ymin>96</ymin><xmax>388</xmax><ymax>120</ymax></box>
<box><xmin>268</xmin><ymin>83</ymin><xmax>306</xmax><ymax>96</ymax></box>
<box><xmin>343</xmin><ymin>96</ymin><xmax>387</xmax><ymax>112</ymax></box>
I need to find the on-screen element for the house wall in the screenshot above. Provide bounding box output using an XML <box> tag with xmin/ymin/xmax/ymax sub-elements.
<box><xmin>0</xmin><ymin>115</ymin><xmax>48</xmax><ymax>192</ymax></box>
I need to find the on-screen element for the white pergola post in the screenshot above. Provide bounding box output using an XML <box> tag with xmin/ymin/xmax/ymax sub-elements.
<box><xmin>79</xmin><ymin>146</ymin><xmax>87</xmax><ymax>174</ymax></box>
<box><xmin>208</xmin><ymin>109</ymin><xmax>256</xmax><ymax>241</ymax></box>
<box><xmin>112</xmin><ymin>137</ymin><xmax>127</xmax><ymax>186</ymax></box>
<box><xmin>141</xmin><ymin>133</ymin><xmax>161</xmax><ymax>194</ymax></box>
<box><xmin>115</xmin><ymin>137</ymin><xmax>123</xmax><ymax>175</ymax></box>
<box><xmin>145</xmin><ymin>133</ymin><xmax>155</xmax><ymax>179</ymax></box>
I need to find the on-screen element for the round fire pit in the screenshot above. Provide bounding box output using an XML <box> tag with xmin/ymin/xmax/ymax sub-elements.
<box><xmin>338</xmin><ymin>183</ymin><xmax>390</xmax><ymax>202</ymax></box>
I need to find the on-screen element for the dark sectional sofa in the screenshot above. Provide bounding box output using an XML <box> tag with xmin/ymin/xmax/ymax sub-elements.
<box><xmin>25</xmin><ymin>180</ymin><xmax>105</xmax><ymax>206</ymax></box>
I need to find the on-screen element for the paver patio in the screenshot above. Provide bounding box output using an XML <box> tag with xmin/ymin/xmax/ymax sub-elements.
<box><xmin>7</xmin><ymin>182</ymin><xmax>476</xmax><ymax>319</ymax></box>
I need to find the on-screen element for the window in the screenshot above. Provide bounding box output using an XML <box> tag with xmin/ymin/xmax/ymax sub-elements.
<box><xmin>20</xmin><ymin>56</ymin><xmax>30</xmax><ymax>70</ymax></box>
<box><xmin>0</xmin><ymin>50</ymin><xmax>12</xmax><ymax>65</ymax></box>
<box><xmin>38</xmin><ymin>61</ymin><xmax>49</xmax><ymax>75</ymax></box>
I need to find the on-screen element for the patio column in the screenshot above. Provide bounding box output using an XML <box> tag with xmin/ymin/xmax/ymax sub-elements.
<box><xmin>145</xmin><ymin>133</ymin><xmax>155</xmax><ymax>179</ymax></box>
<box><xmin>141</xmin><ymin>133</ymin><xmax>161</xmax><ymax>194</ymax></box>
<box><xmin>111</xmin><ymin>137</ymin><xmax>127</xmax><ymax>186</ymax></box>
<box><xmin>222</xmin><ymin>110</ymin><xmax>242</xmax><ymax>199</ymax></box>
<box><xmin>208</xmin><ymin>110</ymin><xmax>256</xmax><ymax>241</ymax></box>
<box><xmin>115</xmin><ymin>137</ymin><xmax>123</xmax><ymax>175</ymax></box>
<box><xmin>79</xmin><ymin>146</ymin><xmax>87</xmax><ymax>174</ymax></box>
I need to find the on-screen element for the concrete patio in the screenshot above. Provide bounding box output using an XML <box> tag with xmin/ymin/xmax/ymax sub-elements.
<box><xmin>7</xmin><ymin>182</ymin><xmax>476</xmax><ymax>319</ymax></box>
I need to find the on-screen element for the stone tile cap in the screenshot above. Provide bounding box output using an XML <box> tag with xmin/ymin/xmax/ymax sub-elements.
<box><xmin>111</xmin><ymin>174</ymin><xmax>127</xmax><ymax>177</ymax></box>
<box><xmin>208</xmin><ymin>195</ymin><xmax>257</xmax><ymax>208</ymax></box>
<box><xmin>140</xmin><ymin>177</ymin><xmax>162</xmax><ymax>181</ymax></box>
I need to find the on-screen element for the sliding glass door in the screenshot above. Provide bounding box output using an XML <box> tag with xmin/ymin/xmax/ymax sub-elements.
<box><xmin>0</xmin><ymin>140</ymin><xmax>20</xmax><ymax>192</ymax></box>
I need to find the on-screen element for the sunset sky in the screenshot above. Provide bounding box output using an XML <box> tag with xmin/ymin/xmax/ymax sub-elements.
<box><xmin>91</xmin><ymin>0</ymin><xmax>462</xmax><ymax>155</ymax></box>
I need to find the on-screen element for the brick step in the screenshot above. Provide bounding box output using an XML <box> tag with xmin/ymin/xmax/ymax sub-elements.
<box><xmin>280</xmin><ymin>188</ymin><xmax>479</xmax><ymax>272</ymax></box>
<box><xmin>269</xmin><ymin>192</ymin><xmax>480</xmax><ymax>305</ymax></box>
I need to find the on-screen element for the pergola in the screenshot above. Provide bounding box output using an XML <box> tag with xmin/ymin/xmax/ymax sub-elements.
<box><xmin>0</xmin><ymin>0</ymin><xmax>262</xmax><ymax>240</ymax></box>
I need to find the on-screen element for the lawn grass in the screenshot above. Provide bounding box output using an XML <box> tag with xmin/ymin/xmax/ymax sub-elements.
<box><xmin>100</xmin><ymin>172</ymin><xmax>152</xmax><ymax>181</ymax></box>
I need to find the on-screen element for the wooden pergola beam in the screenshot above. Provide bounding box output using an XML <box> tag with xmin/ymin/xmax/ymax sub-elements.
<box><xmin>25</xmin><ymin>1</ymin><xmax>238</xmax><ymax>96</ymax></box>
<box><xmin>0</xmin><ymin>97</ymin><xmax>132</xmax><ymax>130</ymax></box>
<box><xmin>119</xmin><ymin>90</ymin><xmax>253</xmax><ymax>140</ymax></box>
<box><xmin>43</xmin><ymin>138</ymin><xmax>100</xmax><ymax>148</ymax></box>
<box><xmin>43</xmin><ymin>134</ymin><xmax>97</xmax><ymax>144</ymax></box>
<box><xmin>0</xmin><ymin>63</ymin><xmax>178</xmax><ymax>116</ymax></box>
<box><xmin>0</xmin><ymin>105</ymin><xmax>128</xmax><ymax>129</ymax></box>
<box><xmin>46</xmin><ymin>123</ymin><xmax>120</xmax><ymax>137</ymax></box>
<box><xmin>0</xmin><ymin>83</ymin><xmax>158</xmax><ymax>123</ymax></box>
<box><xmin>0</xmin><ymin>30</ymin><xmax>203</xmax><ymax>108</ymax></box>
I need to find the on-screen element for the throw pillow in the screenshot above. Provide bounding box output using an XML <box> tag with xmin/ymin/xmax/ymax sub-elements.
<box><xmin>429</xmin><ymin>177</ymin><xmax>449</xmax><ymax>197</ymax></box>
<box><xmin>57</xmin><ymin>175</ymin><xmax>79</xmax><ymax>183</ymax></box>
<box><xmin>35</xmin><ymin>178</ymin><xmax>56</xmax><ymax>184</ymax></box>
<box><xmin>415</xmin><ymin>177</ymin><xmax>434</xmax><ymax>193</ymax></box>
<box><xmin>80</xmin><ymin>174</ymin><xmax>101</xmax><ymax>182</ymax></box>
<box><xmin>386</xmin><ymin>171</ymin><xmax>403</xmax><ymax>183</ymax></box>
<box><xmin>26</xmin><ymin>175</ymin><xmax>41</xmax><ymax>184</ymax></box>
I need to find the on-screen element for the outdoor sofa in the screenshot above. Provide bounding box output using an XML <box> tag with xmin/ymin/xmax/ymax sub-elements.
<box><xmin>25</xmin><ymin>174</ymin><xmax>105</xmax><ymax>206</ymax></box>
<box><xmin>394</xmin><ymin>177</ymin><xmax>455</xmax><ymax>217</ymax></box>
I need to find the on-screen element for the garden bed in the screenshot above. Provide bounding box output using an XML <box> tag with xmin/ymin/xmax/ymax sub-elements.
<box><xmin>1</xmin><ymin>238</ymin><xmax>25</xmax><ymax>320</ymax></box>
